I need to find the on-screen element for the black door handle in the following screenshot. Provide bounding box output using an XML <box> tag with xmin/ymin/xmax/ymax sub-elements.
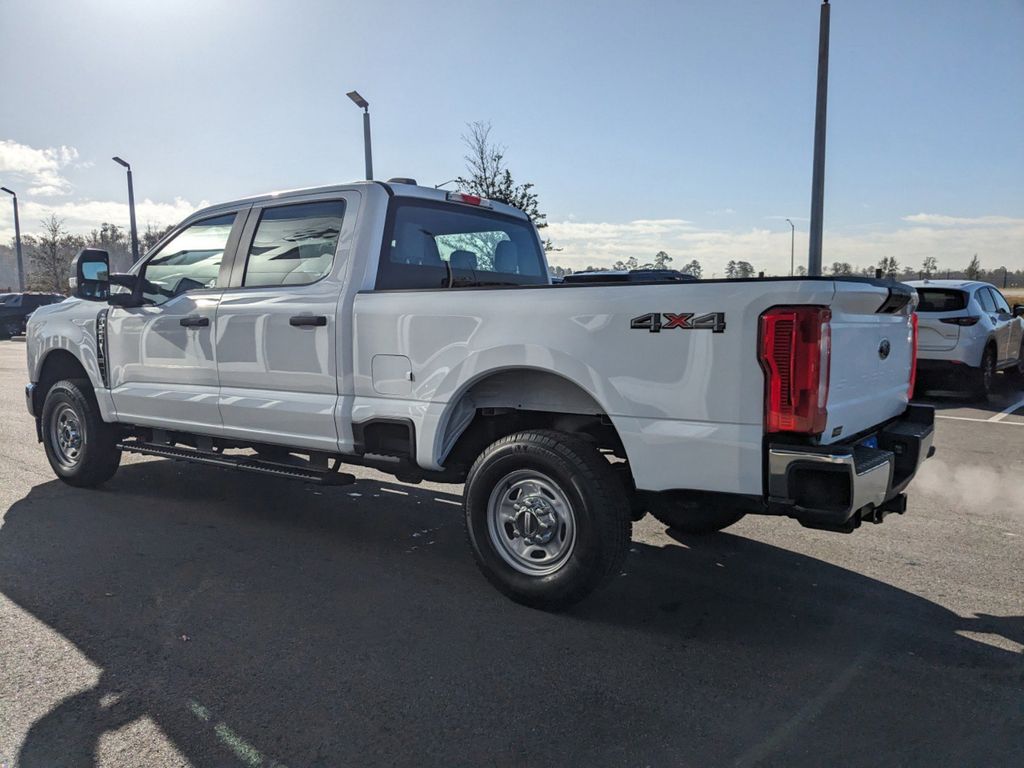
<box><xmin>289</xmin><ymin>315</ymin><xmax>327</xmax><ymax>327</ymax></box>
<box><xmin>179</xmin><ymin>315</ymin><xmax>210</xmax><ymax>328</ymax></box>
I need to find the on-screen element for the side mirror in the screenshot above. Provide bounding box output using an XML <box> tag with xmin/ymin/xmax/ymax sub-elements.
<box><xmin>69</xmin><ymin>248</ymin><xmax>110</xmax><ymax>301</ymax></box>
<box><xmin>107</xmin><ymin>273</ymin><xmax>145</xmax><ymax>308</ymax></box>
<box><xmin>1013</xmin><ymin>304</ymin><xmax>1024</xmax><ymax>318</ymax></box>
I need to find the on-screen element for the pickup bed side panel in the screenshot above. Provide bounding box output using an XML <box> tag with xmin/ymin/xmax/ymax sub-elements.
<box><xmin>351</xmin><ymin>281</ymin><xmax>837</xmax><ymax>494</ymax></box>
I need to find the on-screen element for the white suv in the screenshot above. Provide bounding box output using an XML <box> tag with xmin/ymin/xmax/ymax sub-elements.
<box><xmin>908</xmin><ymin>280</ymin><xmax>1024</xmax><ymax>397</ymax></box>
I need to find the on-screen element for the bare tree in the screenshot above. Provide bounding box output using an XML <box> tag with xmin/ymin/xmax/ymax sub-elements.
<box><xmin>965</xmin><ymin>254</ymin><xmax>981</xmax><ymax>280</ymax></box>
<box><xmin>457</xmin><ymin>121</ymin><xmax>549</xmax><ymax>255</ymax></box>
<box><xmin>921</xmin><ymin>256</ymin><xmax>938</xmax><ymax>278</ymax></box>
<box><xmin>28</xmin><ymin>215</ymin><xmax>83</xmax><ymax>293</ymax></box>
<box><xmin>652</xmin><ymin>251</ymin><xmax>672</xmax><ymax>269</ymax></box>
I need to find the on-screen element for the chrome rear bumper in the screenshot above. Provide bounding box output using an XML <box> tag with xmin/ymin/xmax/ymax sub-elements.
<box><xmin>767</xmin><ymin>404</ymin><xmax>935</xmax><ymax>532</ymax></box>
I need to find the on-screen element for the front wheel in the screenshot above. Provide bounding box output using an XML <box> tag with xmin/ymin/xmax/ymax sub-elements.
<box><xmin>41</xmin><ymin>379</ymin><xmax>122</xmax><ymax>487</ymax></box>
<box><xmin>464</xmin><ymin>430</ymin><xmax>631</xmax><ymax>610</ymax></box>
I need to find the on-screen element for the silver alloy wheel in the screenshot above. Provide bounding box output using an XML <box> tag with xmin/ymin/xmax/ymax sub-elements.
<box><xmin>50</xmin><ymin>403</ymin><xmax>84</xmax><ymax>469</ymax></box>
<box><xmin>486</xmin><ymin>469</ymin><xmax>577</xmax><ymax>576</ymax></box>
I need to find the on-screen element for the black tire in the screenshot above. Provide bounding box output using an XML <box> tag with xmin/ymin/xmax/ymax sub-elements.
<box><xmin>464</xmin><ymin>430</ymin><xmax>632</xmax><ymax>610</ymax></box>
<box><xmin>970</xmin><ymin>345</ymin><xmax>997</xmax><ymax>400</ymax></box>
<box><xmin>1006</xmin><ymin>340</ymin><xmax>1024</xmax><ymax>389</ymax></box>
<box><xmin>650</xmin><ymin>502</ymin><xmax>745</xmax><ymax>535</ymax></box>
<box><xmin>41</xmin><ymin>379</ymin><xmax>121</xmax><ymax>487</ymax></box>
<box><xmin>0</xmin><ymin>319</ymin><xmax>19</xmax><ymax>339</ymax></box>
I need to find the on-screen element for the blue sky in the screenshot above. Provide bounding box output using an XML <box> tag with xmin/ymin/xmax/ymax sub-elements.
<box><xmin>1</xmin><ymin>0</ymin><xmax>1022</xmax><ymax>275</ymax></box>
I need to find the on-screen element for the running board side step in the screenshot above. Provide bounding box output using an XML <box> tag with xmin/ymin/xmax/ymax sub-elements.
<box><xmin>116</xmin><ymin>440</ymin><xmax>356</xmax><ymax>486</ymax></box>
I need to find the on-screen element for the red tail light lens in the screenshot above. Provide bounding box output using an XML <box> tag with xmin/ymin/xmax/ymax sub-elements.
<box><xmin>759</xmin><ymin>306</ymin><xmax>831</xmax><ymax>434</ymax></box>
<box><xmin>908</xmin><ymin>312</ymin><xmax>918</xmax><ymax>400</ymax></box>
<box><xmin>939</xmin><ymin>316</ymin><xmax>980</xmax><ymax>326</ymax></box>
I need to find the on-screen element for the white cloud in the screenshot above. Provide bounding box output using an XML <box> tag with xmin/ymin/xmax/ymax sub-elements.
<box><xmin>547</xmin><ymin>214</ymin><xmax>1024</xmax><ymax>275</ymax></box>
<box><xmin>0</xmin><ymin>197</ymin><xmax>206</xmax><ymax>243</ymax></box>
<box><xmin>902</xmin><ymin>213</ymin><xmax>1023</xmax><ymax>227</ymax></box>
<box><xmin>0</xmin><ymin>139</ymin><xmax>80</xmax><ymax>196</ymax></box>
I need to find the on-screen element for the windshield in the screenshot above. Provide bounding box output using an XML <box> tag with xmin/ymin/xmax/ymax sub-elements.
<box><xmin>0</xmin><ymin>294</ymin><xmax>22</xmax><ymax>306</ymax></box>
<box><xmin>376</xmin><ymin>199</ymin><xmax>547</xmax><ymax>290</ymax></box>
<box><xmin>915</xmin><ymin>288</ymin><xmax>967</xmax><ymax>312</ymax></box>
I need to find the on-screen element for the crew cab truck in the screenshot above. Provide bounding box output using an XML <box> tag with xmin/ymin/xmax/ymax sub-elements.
<box><xmin>24</xmin><ymin>180</ymin><xmax>935</xmax><ymax>609</ymax></box>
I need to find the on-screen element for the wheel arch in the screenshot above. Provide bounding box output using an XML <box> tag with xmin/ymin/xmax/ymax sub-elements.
<box><xmin>34</xmin><ymin>349</ymin><xmax>92</xmax><ymax>412</ymax></box>
<box><xmin>435</xmin><ymin>366</ymin><xmax>628</xmax><ymax>475</ymax></box>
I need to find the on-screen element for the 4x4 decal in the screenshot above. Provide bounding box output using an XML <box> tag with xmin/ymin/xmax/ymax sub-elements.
<box><xmin>630</xmin><ymin>312</ymin><xmax>726</xmax><ymax>333</ymax></box>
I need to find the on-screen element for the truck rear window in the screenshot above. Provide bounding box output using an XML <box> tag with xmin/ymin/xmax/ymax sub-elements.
<box><xmin>915</xmin><ymin>288</ymin><xmax>967</xmax><ymax>312</ymax></box>
<box><xmin>376</xmin><ymin>198</ymin><xmax>548</xmax><ymax>290</ymax></box>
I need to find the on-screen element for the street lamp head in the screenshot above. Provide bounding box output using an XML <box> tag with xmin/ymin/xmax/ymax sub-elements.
<box><xmin>346</xmin><ymin>90</ymin><xmax>369</xmax><ymax>110</ymax></box>
<box><xmin>0</xmin><ymin>186</ymin><xmax>14</xmax><ymax>197</ymax></box>
<box><xmin>112</xmin><ymin>156</ymin><xmax>131</xmax><ymax>169</ymax></box>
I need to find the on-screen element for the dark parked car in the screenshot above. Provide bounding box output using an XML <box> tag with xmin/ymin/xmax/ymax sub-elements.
<box><xmin>0</xmin><ymin>292</ymin><xmax>65</xmax><ymax>338</ymax></box>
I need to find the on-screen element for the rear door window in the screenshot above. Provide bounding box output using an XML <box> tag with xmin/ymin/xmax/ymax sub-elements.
<box><xmin>914</xmin><ymin>289</ymin><xmax>967</xmax><ymax>312</ymax></box>
<box><xmin>242</xmin><ymin>200</ymin><xmax>345</xmax><ymax>288</ymax></box>
<box><xmin>975</xmin><ymin>288</ymin><xmax>997</xmax><ymax>313</ymax></box>
<box><xmin>376</xmin><ymin>198</ymin><xmax>547</xmax><ymax>290</ymax></box>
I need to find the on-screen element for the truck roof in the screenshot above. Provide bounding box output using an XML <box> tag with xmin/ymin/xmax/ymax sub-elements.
<box><xmin>194</xmin><ymin>180</ymin><xmax>532</xmax><ymax>223</ymax></box>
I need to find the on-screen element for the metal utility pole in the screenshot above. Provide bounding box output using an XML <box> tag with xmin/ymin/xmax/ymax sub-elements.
<box><xmin>112</xmin><ymin>157</ymin><xmax>140</xmax><ymax>263</ymax></box>
<box><xmin>0</xmin><ymin>187</ymin><xmax>25</xmax><ymax>291</ymax></box>
<box><xmin>785</xmin><ymin>218</ymin><xmax>795</xmax><ymax>276</ymax></box>
<box><xmin>807</xmin><ymin>0</ymin><xmax>830</xmax><ymax>276</ymax></box>
<box><xmin>347</xmin><ymin>90</ymin><xmax>373</xmax><ymax>180</ymax></box>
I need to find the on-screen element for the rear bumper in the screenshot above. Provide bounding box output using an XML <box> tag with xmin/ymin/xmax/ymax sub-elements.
<box><xmin>767</xmin><ymin>404</ymin><xmax>935</xmax><ymax>532</ymax></box>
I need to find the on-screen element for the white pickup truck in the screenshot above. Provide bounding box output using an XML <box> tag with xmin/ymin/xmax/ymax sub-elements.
<box><xmin>24</xmin><ymin>180</ymin><xmax>934</xmax><ymax>608</ymax></box>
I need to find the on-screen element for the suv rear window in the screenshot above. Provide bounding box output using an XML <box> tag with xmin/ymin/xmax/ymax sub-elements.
<box><xmin>915</xmin><ymin>288</ymin><xmax>967</xmax><ymax>312</ymax></box>
<box><xmin>375</xmin><ymin>199</ymin><xmax>547</xmax><ymax>290</ymax></box>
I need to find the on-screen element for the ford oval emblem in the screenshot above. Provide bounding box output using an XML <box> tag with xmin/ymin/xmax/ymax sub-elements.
<box><xmin>878</xmin><ymin>339</ymin><xmax>891</xmax><ymax>360</ymax></box>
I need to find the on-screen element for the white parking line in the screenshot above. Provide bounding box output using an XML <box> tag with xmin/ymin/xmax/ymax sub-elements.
<box><xmin>988</xmin><ymin>395</ymin><xmax>1024</xmax><ymax>422</ymax></box>
<box><xmin>936</xmin><ymin>414</ymin><xmax>1024</xmax><ymax>425</ymax></box>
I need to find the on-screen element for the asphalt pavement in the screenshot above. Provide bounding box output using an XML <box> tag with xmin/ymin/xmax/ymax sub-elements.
<box><xmin>0</xmin><ymin>340</ymin><xmax>1021</xmax><ymax>767</ymax></box>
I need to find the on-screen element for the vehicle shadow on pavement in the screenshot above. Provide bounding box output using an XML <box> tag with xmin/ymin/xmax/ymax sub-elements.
<box><xmin>2</xmin><ymin>461</ymin><xmax>1022</xmax><ymax>767</ymax></box>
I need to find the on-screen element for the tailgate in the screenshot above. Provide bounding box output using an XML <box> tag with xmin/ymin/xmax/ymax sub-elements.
<box><xmin>822</xmin><ymin>281</ymin><xmax>915</xmax><ymax>444</ymax></box>
<box><xmin>916</xmin><ymin>313</ymin><xmax>960</xmax><ymax>351</ymax></box>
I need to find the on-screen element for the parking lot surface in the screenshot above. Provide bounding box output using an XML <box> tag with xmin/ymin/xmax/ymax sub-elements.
<box><xmin>0</xmin><ymin>340</ymin><xmax>1022</xmax><ymax>767</ymax></box>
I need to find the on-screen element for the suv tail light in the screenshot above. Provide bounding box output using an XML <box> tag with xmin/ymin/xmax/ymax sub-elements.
<box><xmin>939</xmin><ymin>316</ymin><xmax>980</xmax><ymax>326</ymax></box>
<box><xmin>759</xmin><ymin>306</ymin><xmax>831</xmax><ymax>434</ymax></box>
<box><xmin>908</xmin><ymin>312</ymin><xmax>918</xmax><ymax>400</ymax></box>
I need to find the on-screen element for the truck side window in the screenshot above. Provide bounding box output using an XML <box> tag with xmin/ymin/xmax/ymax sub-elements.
<box><xmin>376</xmin><ymin>199</ymin><xmax>548</xmax><ymax>290</ymax></box>
<box><xmin>242</xmin><ymin>200</ymin><xmax>346</xmax><ymax>288</ymax></box>
<box><xmin>142</xmin><ymin>213</ymin><xmax>236</xmax><ymax>305</ymax></box>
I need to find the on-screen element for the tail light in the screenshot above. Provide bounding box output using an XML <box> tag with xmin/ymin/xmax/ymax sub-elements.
<box><xmin>908</xmin><ymin>312</ymin><xmax>918</xmax><ymax>400</ymax></box>
<box><xmin>939</xmin><ymin>316</ymin><xmax>980</xmax><ymax>326</ymax></box>
<box><xmin>446</xmin><ymin>191</ymin><xmax>493</xmax><ymax>209</ymax></box>
<box><xmin>759</xmin><ymin>306</ymin><xmax>831</xmax><ymax>434</ymax></box>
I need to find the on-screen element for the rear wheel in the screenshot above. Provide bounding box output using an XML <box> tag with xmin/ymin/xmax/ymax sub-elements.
<box><xmin>1006</xmin><ymin>340</ymin><xmax>1024</xmax><ymax>388</ymax></box>
<box><xmin>41</xmin><ymin>379</ymin><xmax>121</xmax><ymax>487</ymax></box>
<box><xmin>464</xmin><ymin>430</ymin><xmax>631</xmax><ymax>610</ymax></box>
<box><xmin>970</xmin><ymin>345</ymin><xmax>997</xmax><ymax>400</ymax></box>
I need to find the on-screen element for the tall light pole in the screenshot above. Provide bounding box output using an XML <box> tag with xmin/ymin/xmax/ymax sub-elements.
<box><xmin>807</xmin><ymin>0</ymin><xmax>830</xmax><ymax>277</ymax></box>
<box><xmin>112</xmin><ymin>156</ymin><xmax>140</xmax><ymax>263</ymax></box>
<box><xmin>0</xmin><ymin>187</ymin><xmax>25</xmax><ymax>291</ymax></box>
<box><xmin>346</xmin><ymin>90</ymin><xmax>373</xmax><ymax>180</ymax></box>
<box><xmin>785</xmin><ymin>218</ymin><xmax>795</xmax><ymax>277</ymax></box>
